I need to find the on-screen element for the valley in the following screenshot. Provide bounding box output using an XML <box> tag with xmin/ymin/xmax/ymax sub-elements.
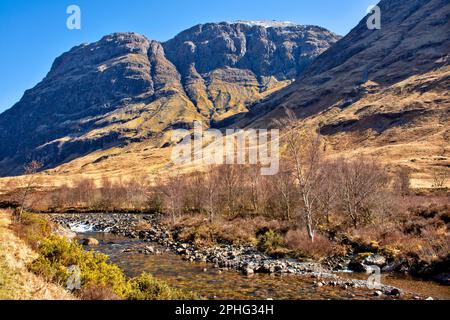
<box><xmin>0</xmin><ymin>0</ymin><xmax>448</xmax><ymax>302</ymax></box>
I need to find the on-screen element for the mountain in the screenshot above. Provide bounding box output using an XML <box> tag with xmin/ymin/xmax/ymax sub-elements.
<box><xmin>234</xmin><ymin>0</ymin><xmax>449</xmax><ymax>186</ymax></box>
<box><xmin>0</xmin><ymin>22</ymin><xmax>339</xmax><ymax>176</ymax></box>
<box><xmin>0</xmin><ymin>0</ymin><xmax>448</xmax><ymax>186</ymax></box>
<box><xmin>163</xmin><ymin>22</ymin><xmax>339</xmax><ymax>120</ymax></box>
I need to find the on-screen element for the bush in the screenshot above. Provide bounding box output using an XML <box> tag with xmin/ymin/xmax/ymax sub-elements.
<box><xmin>285</xmin><ymin>229</ymin><xmax>335</xmax><ymax>260</ymax></box>
<box><xmin>127</xmin><ymin>273</ymin><xmax>197</xmax><ymax>300</ymax></box>
<box><xmin>29</xmin><ymin>235</ymin><xmax>197</xmax><ymax>300</ymax></box>
<box><xmin>80</xmin><ymin>285</ymin><xmax>120</xmax><ymax>300</ymax></box>
<box><xmin>257</xmin><ymin>230</ymin><xmax>284</xmax><ymax>254</ymax></box>
<box><xmin>29</xmin><ymin>236</ymin><xmax>130</xmax><ymax>297</ymax></box>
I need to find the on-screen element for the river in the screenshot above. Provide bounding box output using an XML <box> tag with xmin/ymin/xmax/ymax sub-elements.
<box><xmin>76</xmin><ymin>231</ymin><xmax>450</xmax><ymax>300</ymax></box>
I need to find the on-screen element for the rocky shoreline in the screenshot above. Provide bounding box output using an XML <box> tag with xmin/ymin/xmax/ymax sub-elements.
<box><xmin>48</xmin><ymin>213</ymin><xmax>430</xmax><ymax>299</ymax></box>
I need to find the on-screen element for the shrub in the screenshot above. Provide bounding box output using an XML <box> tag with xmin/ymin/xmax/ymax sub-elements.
<box><xmin>80</xmin><ymin>285</ymin><xmax>120</xmax><ymax>300</ymax></box>
<box><xmin>127</xmin><ymin>273</ymin><xmax>197</xmax><ymax>300</ymax></box>
<box><xmin>12</xmin><ymin>211</ymin><xmax>52</xmax><ymax>248</ymax></box>
<box><xmin>29</xmin><ymin>235</ymin><xmax>197</xmax><ymax>300</ymax></box>
<box><xmin>285</xmin><ymin>229</ymin><xmax>335</xmax><ymax>260</ymax></box>
<box><xmin>29</xmin><ymin>236</ymin><xmax>130</xmax><ymax>297</ymax></box>
<box><xmin>257</xmin><ymin>230</ymin><xmax>284</xmax><ymax>254</ymax></box>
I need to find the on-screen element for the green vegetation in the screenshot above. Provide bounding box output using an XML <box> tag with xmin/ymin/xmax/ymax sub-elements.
<box><xmin>14</xmin><ymin>212</ymin><xmax>197</xmax><ymax>300</ymax></box>
<box><xmin>29</xmin><ymin>236</ymin><xmax>129</xmax><ymax>297</ymax></box>
<box><xmin>257</xmin><ymin>230</ymin><xmax>284</xmax><ymax>254</ymax></box>
<box><xmin>128</xmin><ymin>273</ymin><xmax>197</xmax><ymax>300</ymax></box>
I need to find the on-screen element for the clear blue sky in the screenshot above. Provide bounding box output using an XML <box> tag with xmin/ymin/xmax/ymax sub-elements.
<box><xmin>0</xmin><ymin>0</ymin><xmax>376</xmax><ymax>113</ymax></box>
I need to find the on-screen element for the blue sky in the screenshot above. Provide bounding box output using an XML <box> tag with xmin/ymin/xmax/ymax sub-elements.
<box><xmin>0</xmin><ymin>0</ymin><xmax>376</xmax><ymax>113</ymax></box>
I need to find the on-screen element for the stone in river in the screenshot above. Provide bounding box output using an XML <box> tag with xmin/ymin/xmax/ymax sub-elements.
<box><xmin>82</xmin><ymin>237</ymin><xmax>99</xmax><ymax>246</ymax></box>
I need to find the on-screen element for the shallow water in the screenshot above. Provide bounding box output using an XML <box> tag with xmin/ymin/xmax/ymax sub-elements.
<box><xmin>78</xmin><ymin>232</ymin><xmax>450</xmax><ymax>300</ymax></box>
<box><xmin>339</xmin><ymin>272</ymin><xmax>450</xmax><ymax>300</ymax></box>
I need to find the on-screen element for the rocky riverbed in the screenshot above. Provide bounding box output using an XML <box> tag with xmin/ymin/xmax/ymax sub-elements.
<box><xmin>49</xmin><ymin>213</ymin><xmax>442</xmax><ymax>299</ymax></box>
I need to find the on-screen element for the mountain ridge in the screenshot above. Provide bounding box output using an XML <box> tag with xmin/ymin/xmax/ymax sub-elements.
<box><xmin>0</xmin><ymin>22</ymin><xmax>340</xmax><ymax>176</ymax></box>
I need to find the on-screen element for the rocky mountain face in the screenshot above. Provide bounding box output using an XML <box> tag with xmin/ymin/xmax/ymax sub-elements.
<box><xmin>234</xmin><ymin>0</ymin><xmax>449</xmax><ymax>185</ymax></box>
<box><xmin>163</xmin><ymin>22</ymin><xmax>339</xmax><ymax>121</ymax></box>
<box><xmin>0</xmin><ymin>22</ymin><xmax>339</xmax><ymax>176</ymax></box>
<box><xmin>238</xmin><ymin>0</ymin><xmax>449</xmax><ymax>125</ymax></box>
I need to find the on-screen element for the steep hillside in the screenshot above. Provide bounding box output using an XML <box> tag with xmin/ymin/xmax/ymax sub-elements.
<box><xmin>0</xmin><ymin>210</ymin><xmax>75</xmax><ymax>300</ymax></box>
<box><xmin>0</xmin><ymin>23</ymin><xmax>339</xmax><ymax>176</ymax></box>
<box><xmin>234</xmin><ymin>0</ymin><xmax>449</xmax><ymax>186</ymax></box>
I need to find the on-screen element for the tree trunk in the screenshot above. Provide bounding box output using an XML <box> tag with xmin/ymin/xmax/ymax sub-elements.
<box><xmin>306</xmin><ymin>212</ymin><xmax>315</xmax><ymax>242</ymax></box>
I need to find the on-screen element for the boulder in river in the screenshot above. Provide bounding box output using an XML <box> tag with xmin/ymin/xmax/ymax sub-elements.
<box><xmin>387</xmin><ymin>288</ymin><xmax>402</xmax><ymax>297</ymax></box>
<box><xmin>82</xmin><ymin>237</ymin><xmax>99</xmax><ymax>246</ymax></box>
<box><xmin>349</xmin><ymin>253</ymin><xmax>386</xmax><ymax>272</ymax></box>
<box><xmin>363</xmin><ymin>254</ymin><xmax>386</xmax><ymax>267</ymax></box>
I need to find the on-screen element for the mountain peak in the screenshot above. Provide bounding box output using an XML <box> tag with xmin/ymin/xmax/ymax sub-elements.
<box><xmin>226</xmin><ymin>20</ymin><xmax>298</xmax><ymax>28</ymax></box>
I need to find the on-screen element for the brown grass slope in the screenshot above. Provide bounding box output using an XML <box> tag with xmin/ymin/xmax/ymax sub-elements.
<box><xmin>0</xmin><ymin>210</ymin><xmax>74</xmax><ymax>300</ymax></box>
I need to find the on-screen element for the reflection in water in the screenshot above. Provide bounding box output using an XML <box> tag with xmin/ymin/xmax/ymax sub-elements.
<box><xmin>79</xmin><ymin>232</ymin><xmax>450</xmax><ymax>300</ymax></box>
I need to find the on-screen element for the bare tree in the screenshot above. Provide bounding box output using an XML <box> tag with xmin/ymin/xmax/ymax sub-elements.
<box><xmin>217</xmin><ymin>164</ymin><xmax>241</xmax><ymax>216</ymax></box>
<box><xmin>72</xmin><ymin>177</ymin><xmax>97</xmax><ymax>207</ymax></box>
<box><xmin>246</xmin><ymin>164</ymin><xmax>265</xmax><ymax>214</ymax></box>
<box><xmin>431</xmin><ymin>131</ymin><xmax>449</xmax><ymax>188</ymax></box>
<box><xmin>13</xmin><ymin>161</ymin><xmax>43</xmax><ymax>220</ymax></box>
<box><xmin>125</xmin><ymin>175</ymin><xmax>150</xmax><ymax>209</ymax></box>
<box><xmin>334</xmin><ymin>157</ymin><xmax>389</xmax><ymax>228</ymax></box>
<box><xmin>184</xmin><ymin>171</ymin><xmax>206</xmax><ymax>213</ymax></box>
<box><xmin>276</xmin><ymin>110</ymin><xmax>324</xmax><ymax>242</ymax></box>
<box><xmin>439</xmin><ymin>130</ymin><xmax>448</xmax><ymax>157</ymax></box>
<box><xmin>270</xmin><ymin>161</ymin><xmax>297</xmax><ymax>221</ymax></box>
<box><xmin>316</xmin><ymin>161</ymin><xmax>339</xmax><ymax>225</ymax></box>
<box><xmin>160</xmin><ymin>173</ymin><xmax>186</xmax><ymax>224</ymax></box>
<box><xmin>50</xmin><ymin>183</ymin><xmax>71</xmax><ymax>209</ymax></box>
<box><xmin>432</xmin><ymin>166</ymin><xmax>448</xmax><ymax>189</ymax></box>
<box><xmin>99</xmin><ymin>176</ymin><xmax>114</xmax><ymax>210</ymax></box>
<box><xmin>203</xmin><ymin>166</ymin><xmax>220</xmax><ymax>223</ymax></box>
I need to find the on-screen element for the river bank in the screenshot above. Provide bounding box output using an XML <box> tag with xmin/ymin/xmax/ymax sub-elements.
<box><xmin>0</xmin><ymin>210</ymin><xmax>75</xmax><ymax>300</ymax></box>
<box><xmin>50</xmin><ymin>213</ymin><xmax>449</xmax><ymax>300</ymax></box>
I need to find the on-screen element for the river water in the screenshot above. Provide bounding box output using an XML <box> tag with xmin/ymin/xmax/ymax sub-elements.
<box><xmin>77</xmin><ymin>232</ymin><xmax>450</xmax><ymax>300</ymax></box>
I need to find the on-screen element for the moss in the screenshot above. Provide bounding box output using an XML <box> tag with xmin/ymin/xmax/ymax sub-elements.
<box><xmin>357</xmin><ymin>252</ymin><xmax>373</xmax><ymax>259</ymax></box>
<box><xmin>380</xmin><ymin>246</ymin><xmax>401</xmax><ymax>259</ymax></box>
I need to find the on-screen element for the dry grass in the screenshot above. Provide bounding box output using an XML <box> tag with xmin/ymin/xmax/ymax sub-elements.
<box><xmin>0</xmin><ymin>209</ymin><xmax>75</xmax><ymax>300</ymax></box>
<box><xmin>80</xmin><ymin>285</ymin><xmax>120</xmax><ymax>301</ymax></box>
<box><xmin>165</xmin><ymin>213</ymin><xmax>287</xmax><ymax>246</ymax></box>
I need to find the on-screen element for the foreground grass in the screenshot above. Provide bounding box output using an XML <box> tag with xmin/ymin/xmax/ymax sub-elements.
<box><xmin>0</xmin><ymin>210</ymin><xmax>74</xmax><ymax>300</ymax></box>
